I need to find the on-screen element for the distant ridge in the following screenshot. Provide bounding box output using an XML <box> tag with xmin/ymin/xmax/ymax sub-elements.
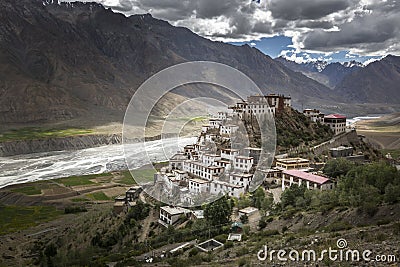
<box><xmin>335</xmin><ymin>55</ymin><xmax>400</xmax><ymax>104</ymax></box>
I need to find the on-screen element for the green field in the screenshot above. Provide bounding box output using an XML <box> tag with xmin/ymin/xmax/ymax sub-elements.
<box><xmin>0</xmin><ymin>127</ymin><xmax>94</xmax><ymax>142</ymax></box>
<box><xmin>11</xmin><ymin>186</ymin><xmax>41</xmax><ymax>195</ymax></box>
<box><xmin>117</xmin><ymin>171</ymin><xmax>137</xmax><ymax>185</ymax></box>
<box><xmin>0</xmin><ymin>205</ymin><xmax>62</xmax><ymax>235</ymax></box>
<box><xmin>55</xmin><ymin>175</ymin><xmax>100</xmax><ymax>187</ymax></box>
<box><xmin>86</xmin><ymin>192</ymin><xmax>110</xmax><ymax>201</ymax></box>
<box><xmin>71</xmin><ymin>197</ymin><xmax>90</xmax><ymax>202</ymax></box>
<box><xmin>131</xmin><ymin>169</ymin><xmax>156</xmax><ymax>183</ymax></box>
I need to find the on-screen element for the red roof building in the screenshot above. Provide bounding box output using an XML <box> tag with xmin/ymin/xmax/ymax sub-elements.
<box><xmin>282</xmin><ymin>170</ymin><xmax>334</xmax><ymax>191</ymax></box>
<box><xmin>324</xmin><ymin>114</ymin><xmax>346</xmax><ymax>119</ymax></box>
<box><xmin>324</xmin><ymin>114</ymin><xmax>347</xmax><ymax>135</ymax></box>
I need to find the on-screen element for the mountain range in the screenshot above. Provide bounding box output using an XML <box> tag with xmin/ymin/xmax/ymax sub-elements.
<box><xmin>276</xmin><ymin>56</ymin><xmax>400</xmax><ymax>105</ymax></box>
<box><xmin>0</xmin><ymin>0</ymin><xmax>399</xmax><ymax>127</ymax></box>
<box><xmin>275</xmin><ymin>57</ymin><xmax>364</xmax><ymax>88</ymax></box>
<box><xmin>335</xmin><ymin>55</ymin><xmax>400</xmax><ymax>104</ymax></box>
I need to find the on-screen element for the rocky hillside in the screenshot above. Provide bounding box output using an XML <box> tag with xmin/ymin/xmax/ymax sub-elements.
<box><xmin>335</xmin><ymin>55</ymin><xmax>400</xmax><ymax>104</ymax></box>
<box><xmin>0</xmin><ymin>0</ymin><xmax>339</xmax><ymax>126</ymax></box>
<box><xmin>275</xmin><ymin>107</ymin><xmax>333</xmax><ymax>150</ymax></box>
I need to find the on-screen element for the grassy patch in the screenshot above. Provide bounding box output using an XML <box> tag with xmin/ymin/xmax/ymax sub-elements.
<box><xmin>131</xmin><ymin>169</ymin><xmax>156</xmax><ymax>183</ymax></box>
<box><xmin>153</xmin><ymin>161</ymin><xmax>169</xmax><ymax>171</ymax></box>
<box><xmin>64</xmin><ymin>206</ymin><xmax>88</xmax><ymax>214</ymax></box>
<box><xmin>54</xmin><ymin>173</ymin><xmax>116</xmax><ymax>187</ymax></box>
<box><xmin>0</xmin><ymin>127</ymin><xmax>94</xmax><ymax>142</ymax></box>
<box><xmin>117</xmin><ymin>171</ymin><xmax>137</xmax><ymax>185</ymax></box>
<box><xmin>0</xmin><ymin>205</ymin><xmax>62</xmax><ymax>235</ymax></box>
<box><xmin>55</xmin><ymin>175</ymin><xmax>99</xmax><ymax>187</ymax></box>
<box><xmin>71</xmin><ymin>197</ymin><xmax>90</xmax><ymax>202</ymax></box>
<box><xmin>86</xmin><ymin>192</ymin><xmax>110</xmax><ymax>201</ymax></box>
<box><xmin>11</xmin><ymin>186</ymin><xmax>41</xmax><ymax>195</ymax></box>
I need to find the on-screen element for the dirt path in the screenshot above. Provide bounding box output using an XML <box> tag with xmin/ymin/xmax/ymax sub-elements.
<box><xmin>139</xmin><ymin>191</ymin><xmax>148</xmax><ymax>204</ymax></box>
<box><xmin>269</xmin><ymin>187</ymin><xmax>282</xmax><ymax>204</ymax></box>
<box><xmin>139</xmin><ymin>208</ymin><xmax>157</xmax><ymax>242</ymax></box>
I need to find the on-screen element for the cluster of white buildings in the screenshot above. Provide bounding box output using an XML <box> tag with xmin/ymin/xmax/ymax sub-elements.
<box><xmin>156</xmin><ymin>140</ymin><xmax>258</xmax><ymax>201</ymax></box>
<box><xmin>303</xmin><ymin>109</ymin><xmax>347</xmax><ymax>135</ymax></box>
<box><xmin>154</xmin><ymin>94</ymin><xmax>336</xmax><ymax>224</ymax></box>
<box><xmin>154</xmin><ymin>94</ymin><xmax>290</xmax><ymax>206</ymax></box>
<box><xmin>229</xmin><ymin>94</ymin><xmax>291</xmax><ymax>119</ymax></box>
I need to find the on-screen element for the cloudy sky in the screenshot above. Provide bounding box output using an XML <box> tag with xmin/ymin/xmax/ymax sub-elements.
<box><xmin>77</xmin><ymin>0</ymin><xmax>399</xmax><ymax>64</ymax></box>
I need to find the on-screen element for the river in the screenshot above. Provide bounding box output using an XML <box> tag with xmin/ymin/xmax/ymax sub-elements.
<box><xmin>346</xmin><ymin>115</ymin><xmax>382</xmax><ymax>126</ymax></box>
<box><xmin>0</xmin><ymin>115</ymin><xmax>387</xmax><ymax>189</ymax></box>
<box><xmin>0</xmin><ymin>137</ymin><xmax>196</xmax><ymax>188</ymax></box>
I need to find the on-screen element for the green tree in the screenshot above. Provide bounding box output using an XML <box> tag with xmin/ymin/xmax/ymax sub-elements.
<box><xmin>323</xmin><ymin>158</ymin><xmax>355</xmax><ymax>178</ymax></box>
<box><xmin>204</xmin><ymin>195</ymin><xmax>232</xmax><ymax>226</ymax></box>
<box><xmin>237</xmin><ymin>193</ymin><xmax>252</xmax><ymax>209</ymax></box>
<box><xmin>44</xmin><ymin>243</ymin><xmax>57</xmax><ymax>258</ymax></box>
<box><xmin>240</xmin><ymin>214</ymin><xmax>249</xmax><ymax>224</ymax></box>
<box><xmin>280</xmin><ymin>184</ymin><xmax>307</xmax><ymax>208</ymax></box>
<box><xmin>384</xmin><ymin>183</ymin><xmax>400</xmax><ymax>204</ymax></box>
<box><xmin>258</xmin><ymin>217</ymin><xmax>267</xmax><ymax>229</ymax></box>
<box><xmin>125</xmin><ymin>200</ymin><xmax>150</xmax><ymax>223</ymax></box>
<box><xmin>261</xmin><ymin>194</ymin><xmax>274</xmax><ymax>211</ymax></box>
<box><xmin>252</xmin><ymin>187</ymin><xmax>265</xmax><ymax>209</ymax></box>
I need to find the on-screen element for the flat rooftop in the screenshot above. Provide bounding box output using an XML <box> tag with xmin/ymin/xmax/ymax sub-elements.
<box><xmin>160</xmin><ymin>206</ymin><xmax>190</xmax><ymax>215</ymax></box>
<box><xmin>239</xmin><ymin>206</ymin><xmax>259</xmax><ymax>214</ymax></box>
<box><xmin>189</xmin><ymin>178</ymin><xmax>210</xmax><ymax>184</ymax></box>
<box><xmin>204</xmin><ymin>153</ymin><xmax>220</xmax><ymax>157</ymax></box>
<box><xmin>276</xmin><ymin>157</ymin><xmax>309</xmax><ymax>164</ymax></box>
<box><xmin>245</xmin><ymin>147</ymin><xmax>262</xmax><ymax>151</ymax></box>
<box><xmin>212</xmin><ymin>180</ymin><xmax>242</xmax><ymax>188</ymax></box>
<box><xmin>221</xmin><ymin>148</ymin><xmax>239</xmax><ymax>152</ymax></box>
<box><xmin>227</xmin><ymin>233</ymin><xmax>242</xmax><ymax>241</ymax></box>
<box><xmin>235</xmin><ymin>156</ymin><xmax>253</xmax><ymax>160</ymax></box>
<box><xmin>230</xmin><ymin>172</ymin><xmax>253</xmax><ymax>178</ymax></box>
<box><xmin>330</xmin><ymin>146</ymin><xmax>353</xmax><ymax>151</ymax></box>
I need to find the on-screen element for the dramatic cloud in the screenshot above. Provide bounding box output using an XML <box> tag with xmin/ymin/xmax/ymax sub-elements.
<box><xmin>268</xmin><ymin>0</ymin><xmax>354</xmax><ymax>20</ymax></box>
<box><xmin>74</xmin><ymin>0</ymin><xmax>400</xmax><ymax>56</ymax></box>
<box><xmin>299</xmin><ymin>0</ymin><xmax>400</xmax><ymax>55</ymax></box>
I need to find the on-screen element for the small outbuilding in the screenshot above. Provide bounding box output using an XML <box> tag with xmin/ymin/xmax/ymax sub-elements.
<box><xmin>238</xmin><ymin>207</ymin><xmax>259</xmax><ymax>217</ymax></box>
